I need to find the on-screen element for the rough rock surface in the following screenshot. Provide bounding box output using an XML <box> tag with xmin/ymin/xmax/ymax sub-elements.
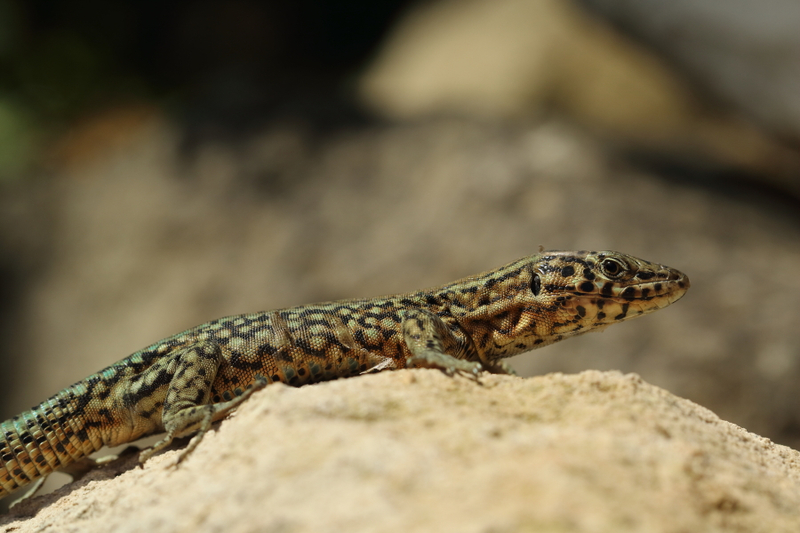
<box><xmin>3</xmin><ymin>370</ymin><xmax>800</xmax><ymax>532</ymax></box>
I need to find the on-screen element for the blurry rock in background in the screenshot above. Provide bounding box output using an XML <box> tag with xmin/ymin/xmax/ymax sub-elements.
<box><xmin>576</xmin><ymin>0</ymin><xmax>800</xmax><ymax>145</ymax></box>
<box><xmin>360</xmin><ymin>0</ymin><xmax>800</xmax><ymax>191</ymax></box>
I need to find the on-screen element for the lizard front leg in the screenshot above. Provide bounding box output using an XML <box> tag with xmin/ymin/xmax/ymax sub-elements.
<box><xmin>138</xmin><ymin>341</ymin><xmax>266</xmax><ymax>464</ymax></box>
<box><xmin>401</xmin><ymin>309</ymin><xmax>482</xmax><ymax>378</ymax></box>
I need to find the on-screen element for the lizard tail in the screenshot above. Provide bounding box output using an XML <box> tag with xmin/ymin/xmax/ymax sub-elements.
<box><xmin>0</xmin><ymin>385</ymin><xmax>104</xmax><ymax>497</ymax></box>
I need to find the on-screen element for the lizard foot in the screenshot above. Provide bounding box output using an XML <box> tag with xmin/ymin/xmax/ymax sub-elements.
<box><xmin>480</xmin><ymin>360</ymin><xmax>518</xmax><ymax>375</ymax></box>
<box><xmin>406</xmin><ymin>351</ymin><xmax>483</xmax><ymax>381</ymax></box>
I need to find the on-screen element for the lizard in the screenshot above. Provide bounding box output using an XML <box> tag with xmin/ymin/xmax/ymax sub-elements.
<box><xmin>0</xmin><ymin>250</ymin><xmax>689</xmax><ymax>499</ymax></box>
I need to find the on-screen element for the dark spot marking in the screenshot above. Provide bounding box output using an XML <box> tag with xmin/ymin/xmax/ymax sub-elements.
<box><xmin>297</xmin><ymin>319</ymin><xmax>332</xmax><ymax>328</ymax></box>
<box><xmin>561</xmin><ymin>266</ymin><xmax>575</xmax><ymax>277</ymax></box>
<box><xmin>563</xmin><ymin>257</ymin><xmax>591</xmax><ymax>269</ymax></box>
<box><xmin>601</xmin><ymin>283</ymin><xmax>614</xmax><ymax>297</ymax></box>
<box><xmin>597</xmin><ymin>312</ymin><xmax>606</xmax><ymax>320</ymax></box>
<box><xmin>229</xmin><ymin>351</ymin><xmax>266</xmax><ymax>370</ymax></box>
<box><xmin>579</xmin><ymin>282</ymin><xmax>594</xmax><ymax>293</ymax></box>
<box><xmin>576</xmin><ymin>306</ymin><xmax>586</xmax><ymax>318</ymax></box>
<box><xmin>635</xmin><ymin>271</ymin><xmax>655</xmax><ymax>280</ymax></box>
<box><xmin>621</xmin><ymin>287</ymin><xmax>637</xmax><ymax>301</ymax></box>
<box><xmin>538</xmin><ymin>264</ymin><xmax>560</xmax><ymax>274</ymax></box>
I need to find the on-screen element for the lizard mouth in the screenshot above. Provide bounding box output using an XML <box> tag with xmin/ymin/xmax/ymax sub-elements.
<box><xmin>594</xmin><ymin>274</ymin><xmax>691</xmax><ymax>321</ymax></box>
<box><xmin>561</xmin><ymin>272</ymin><xmax>690</xmax><ymax>326</ymax></box>
<box><xmin>627</xmin><ymin>274</ymin><xmax>691</xmax><ymax>306</ymax></box>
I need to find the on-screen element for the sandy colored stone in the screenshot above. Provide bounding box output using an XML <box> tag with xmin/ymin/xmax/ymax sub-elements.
<box><xmin>3</xmin><ymin>370</ymin><xmax>799</xmax><ymax>532</ymax></box>
<box><xmin>360</xmin><ymin>0</ymin><xmax>695</xmax><ymax>129</ymax></box>
<box><xmin>359</xmin><ymin>0</ymin><xmax>800</xmax><ymax>181</ymax></box>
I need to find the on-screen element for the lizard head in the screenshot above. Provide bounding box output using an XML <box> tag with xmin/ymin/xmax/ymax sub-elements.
<box><xmin>461</xmin><ymin>250</ymin><xmax>689</xmax><ymax>361</ymax></box>
<box><xmin>526</xmin><ymin>250</ymin><xmax>690</xmax><ymax>346</ymax></box>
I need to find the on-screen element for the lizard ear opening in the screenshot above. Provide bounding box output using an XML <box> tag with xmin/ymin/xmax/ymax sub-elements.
<box><xmin>531</xmin><ymin>272</ymin><xmax>541</xmax><ymax>296</ymax></box>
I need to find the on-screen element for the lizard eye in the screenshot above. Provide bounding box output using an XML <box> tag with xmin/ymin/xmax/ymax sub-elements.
<box><xmin>600</xmin><ymin>257</ymin><xmax>627</xmax><ymax>279</ymax></box>
<box><xmin>531</xmin><ymin>272</ymin><xmax>541</xmax><ymax>296</ymax></box>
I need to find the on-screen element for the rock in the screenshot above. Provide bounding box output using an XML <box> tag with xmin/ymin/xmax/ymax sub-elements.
<box><xmin>358</xmin><ymin>0</ymin><xmax>800</xmax><ymax>183</ymax></box>
<box><xmin>3</xmin><ymin>370</ymin><xmax>800</xmax><ymax>532</ymax></box>
<box><xmin>576</xmin><ymin>0</ymin><xmax>800</xmax><ymax>143</ymax></box>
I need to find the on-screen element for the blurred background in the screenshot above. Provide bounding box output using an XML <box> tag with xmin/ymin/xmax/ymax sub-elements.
<box><xmin>0</xmin><ymin>0</ymin><xmax>798</xmax><ymax>488</ymax></box>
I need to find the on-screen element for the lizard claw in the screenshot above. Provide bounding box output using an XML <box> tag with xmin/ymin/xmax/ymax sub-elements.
<box><xmin>407</xmin><ymin>352</ymin><xmax>483</xmax><ymax>380</ymax></box>
<box><xmin>460</xmin><ymin>362</ymin><xmax>484</xmax><ymax>383</ymax></box>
